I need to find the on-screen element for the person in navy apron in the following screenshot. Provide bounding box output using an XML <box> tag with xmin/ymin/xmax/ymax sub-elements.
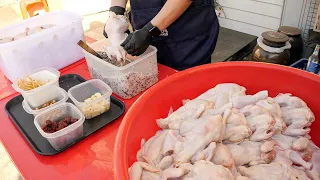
<box><xmin>104</xmin><ymin>0</ymin><xmax>219</xmax><ymax>70</ymax></box>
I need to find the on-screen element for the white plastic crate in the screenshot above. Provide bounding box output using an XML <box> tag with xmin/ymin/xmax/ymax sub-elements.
<box><xmin>0</xmin><ymin>11</ymin><xmax>85</xmax><ymax>82</ymax></box>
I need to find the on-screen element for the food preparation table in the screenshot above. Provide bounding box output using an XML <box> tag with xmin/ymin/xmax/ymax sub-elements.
<box><xmin>0</xmin><ymin>44</ymin><xmax>178</xmax><ymax>179</ymax></box>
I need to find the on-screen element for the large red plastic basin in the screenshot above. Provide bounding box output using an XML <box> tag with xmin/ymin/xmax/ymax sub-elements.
<box><xmin>114</xmin><ymin>62</ymin><xmax>320</xmax><ymax>179</ymax></box>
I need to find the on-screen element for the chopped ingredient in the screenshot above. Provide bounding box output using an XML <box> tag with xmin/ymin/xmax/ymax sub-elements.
<box><xmin>35</xmin><ymin>100</ymin><xmax>56</xmax><ymax>110</ymax></box>
<box><xmin>17</xmin><ymin>76</ymin><xmax>49</xmax><ymax>91</ymax></box>
<box><xmin>81</xmin><ymin>92</ymin><xmax>110</xmax><ymax>119</ymax></box>
<box><xmin>97</xmin><ymin>51</ymin><xmax>131</xmax><ymax>67</ymax></box>
<box><xmin>42</xmin><ymin>116</ymin><xmax>78</xmax><ymax>133</ymax></box>
<box><xmin>89</xmin><ymin>67</ymin><xmax>158</xmax><ymax>99</ymax></box>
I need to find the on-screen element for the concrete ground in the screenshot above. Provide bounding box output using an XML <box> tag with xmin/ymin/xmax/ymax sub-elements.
<box><xmin>0</xmin><ymin>2</ymin><xmax>108</xmax><ymax>180</ymax></box>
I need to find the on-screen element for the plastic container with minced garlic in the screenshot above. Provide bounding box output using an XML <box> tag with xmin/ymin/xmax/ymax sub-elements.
<box><xmin>68</xmin><ymin>79</ymin><xmax>112</xmax><ymax>119</ymax></box>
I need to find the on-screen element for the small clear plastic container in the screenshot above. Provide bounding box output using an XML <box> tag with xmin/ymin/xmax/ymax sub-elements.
<box><xmin>34</xmin><ymin>103</ymin><xmax>85</xmax><ymax>150</ymax></box>
<box><xmin>22</xmin><ymin>86</ymin><xmax>68</xmax><ymax>116</ymax></box>
<box><xmin>83</xmin><ymin>39</ymin><xmax>158</xmax><ymax>99</ymax></box>
<box><xmin>68</xmin><ymin>79</ymin><xmax>112</xmax><ymax>119</ymax></box>
<box><xmin>12</xmin><ymin>67</ymin><xmax>60</xmax><ymax>102</ymax></box>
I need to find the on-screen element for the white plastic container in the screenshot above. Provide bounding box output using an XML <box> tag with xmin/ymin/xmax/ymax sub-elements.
<box><xmin>22</xmin><ymin>86</ymin><xmax>68</xmax><ymax>116</ymax></box>
<box><xmin>0</xmin><ymin>11</ymin><xmax>85</xmax><ymax>82</ymax></box>
<box><xmin>68</xmin><ymin>79</ymin><xmax>112</xmax><ymax>119</ymax></box>
<box><xmin>34</xmin><ymin>103</ymin><xmax>85</xmax><ymax>150</ymax></box>
<box><xmin>12</xmin><ymin>67</ymin><xmax>60</xmax><ymax>103</ymax></box>
<box><xmin>83</xmin><ymin>39</ymin><xmax>159</xmax><ymax>99</ymax></box>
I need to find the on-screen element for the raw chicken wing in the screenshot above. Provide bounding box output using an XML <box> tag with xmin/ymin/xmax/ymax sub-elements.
<box><xmin>230</xmin><ymin>90</ymin><xmax>268</xmax><ymax>109</ymax></box>
<box><xmin>157</xmin><ymin>99</ymin><xmax>213</xmax><ymax>130</ymax></box>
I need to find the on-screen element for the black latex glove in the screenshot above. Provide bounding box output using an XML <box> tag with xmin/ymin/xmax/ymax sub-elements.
<box><xmin>121</xmin><ymin>23</ymin><xmax>152</xmax><ymax>56</ymax></box>
<box><xmin>103</xmin><ymin>6</ymin><xmax>130</xmax><ymax>38</ymax></box>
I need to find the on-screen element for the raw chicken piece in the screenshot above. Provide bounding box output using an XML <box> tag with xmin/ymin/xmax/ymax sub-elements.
<box><xmin>162</xmin><ymin>160</ymin><xmax>235</xmax><ymax>180</ymax></box>
<box><xmin>141</xmin><ymin>171</ymin><xmax>161</xmax><ymax>180</ymax></box>
<box><xmin>236</xmin><ymin>176</ymin><xmax>251</xmax><ymax>180</ymax></box>
<box><xmin>129</xmin><ymin>162</ymin><xmax>161</xmax><ymax>180</ymax></box>
<box><xmin>157</xmin><ymin>156</ymin><xmax>174</xmax><ymax>170</ymax></box>
<box><xmin>274</xmin><ymin>93</ymin><xmax>307</xmax><ymax>109</ymax></box>
<box><xmin>304</xmin><ymin>142</ymin><xmax>320</xmax><ymax>180</ymax></box>
<box><xmin>157</xmin><ymin>99</ymin><xmax>213</xmax><ymax>130</ymax></box>
<box><xmin>230</xmin><ymin>90</ymin><xmax>268</xmax><ymax>109</ymax></box>
<box><xmin>212</xmin><ymin>143</ymin><xmax>234</xmax><ymax>169</ymax></box>
<box><xmin>196</xmin><ymin>83</ymin><xmax>246</xmax><ymax>108</ymax></box>
<box><xmin>274</xmin><ymin>93</ymin><xmax>315</xmax><ymax>136</ymax></box>
<box><xmin>222</xmin><ymin>108</ymin><xmax>252</xmax><ymax>144</ymax></box>
<box><xmin>256</xmin><ymin>97</ymin><xmax>286</xmax><ymax>133</ymax></box>
<box><xmin>256</xmin><ymin>97</ymin><xmax>282</xmax><ymax>117</ymax></box>
<box><xmin>26</xmin><ymin>26</ymin><xmax>43</xmax><ymax>36</ymax></box>
<box><xmin>41</xmin><ymin>24</ymin><xmax>55</xmax><ymax>29</ymax></box>
<box><xmin>201</xmin><ymin>103</ymin><xmax>233</xmax><ymax>117</ymax></box>
<box><xmin>183</xmin><ymin>160</ymin><xmax>235</xmax><ymax>180</ymax></box>
<box><xmin>191</xmin><ymin>142</ymin><xmax>216</xmax><ymax>163</ymax></box>
<box><xmin>14</xmin><ymin>32</ymin><xmax>27</xmax><ymax>40</ymax></box>
<box><xmin>137</xmin><ymin>130</ymin><xmax>168</xmax><ymax>165</ymax></box>
<box><xmin>175</xmin><ymin>114</ymin><xmax>226</xmax><ymax>163</ymax></box>
<box><xmin>162</xmin><ymin>130</ymin><xmax>183</xmax><ymax>156</ymax></box>
<box><xmin>271</xmin><ymin>134</ymin><xmax>313</xmax><ymax>163</ymax></box>
<box><xmin>272</xmin><ymin>147</ymin><xmax>313</xmax><ymax>170</ymax></box>
<box><xmin>240</xmin><ymin>105</ymin><xmax>276</xmax><ymax>141</ymax></box>
<box><xmin>226</xmin><ymin>140</ymin><xmax>276</xmax><ymax>166</ymax></box>
<box><xmin>238</xmin><ymin>162</ymin><xmax>311</xmax><ymax>180</ymax></box>
<box><xmin>281</xmin><ymin>107</ymin><xmax>314</xmax><ymax>136</ymax></box>
<box><xmin>0</xmin><ymin>37</ymin><xmax>13</xmax><ymax>44</ymax></box>
<box><xmin>271</xmin><ymin>134</ymin><xmax>309</xmax><ymax>151</ymax></box>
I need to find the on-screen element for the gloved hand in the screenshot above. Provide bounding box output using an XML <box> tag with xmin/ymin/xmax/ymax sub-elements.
<box><xmin>104</xmin><ymin>11</ymin><xmax>129</xmax><ymax>62</ymax></box>
<box><xmin>120</xmin><ymin>23</ymin><xmax>152</xmax><ymax>56</ymax></box>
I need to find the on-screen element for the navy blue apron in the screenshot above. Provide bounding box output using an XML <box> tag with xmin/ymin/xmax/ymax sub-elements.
<box><xmin>130</xmin><ymin>0</ymin><xmax>219</xmax><ymax>70</ymax></box>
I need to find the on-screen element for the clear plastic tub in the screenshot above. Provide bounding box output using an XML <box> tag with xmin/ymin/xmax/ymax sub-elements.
<box><xmin>68</xmin><ymin>79</ymin><xmax>112</xmax><ymax>119</ymax></box>
<box><xmin>0</xmin><ymin>11</ymin><xmax>85</xmax><ymax>82</ymax></box>
<box><xmin>22</xmin><ymin>86</ymin><xmax>68</xmax><ymax>116</ymax></box>
<box><xmin>12</xmin><ymin>67</ymin><xmax>60</xmax><ymax>103</ymax></box>
<box><xmin>83</xmin><ymin>39</ymin><xmax>158</xmax><ymax>99</ymax></box>
<box><xmin>34</xmin><ymin>103</ymin><xmax>85</xmax><ymax>150</ymax></box>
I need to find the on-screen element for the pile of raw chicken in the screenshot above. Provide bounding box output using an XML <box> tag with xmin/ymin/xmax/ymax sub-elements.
<box><xmin>129</xmin><ymin>83</ymin><xmax>320</xmax><ymax>180</ymax></box>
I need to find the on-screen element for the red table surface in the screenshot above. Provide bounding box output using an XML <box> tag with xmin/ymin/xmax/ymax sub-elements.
<box><xmin>0</xmin><ymin>58</ymin><xmax>177</xmax><ymax>180</ymax></box>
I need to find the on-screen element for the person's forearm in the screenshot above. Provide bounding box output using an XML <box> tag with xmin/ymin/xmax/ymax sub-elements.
<box><xmin>151</xmin><ymin>0</ymin><xmax>192</xmax><ymax>31</ymax></box>
<box><xmin>111</xmin><ymin>0</ymin><xmax>128</xmax><ymax>8</ymax></box>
